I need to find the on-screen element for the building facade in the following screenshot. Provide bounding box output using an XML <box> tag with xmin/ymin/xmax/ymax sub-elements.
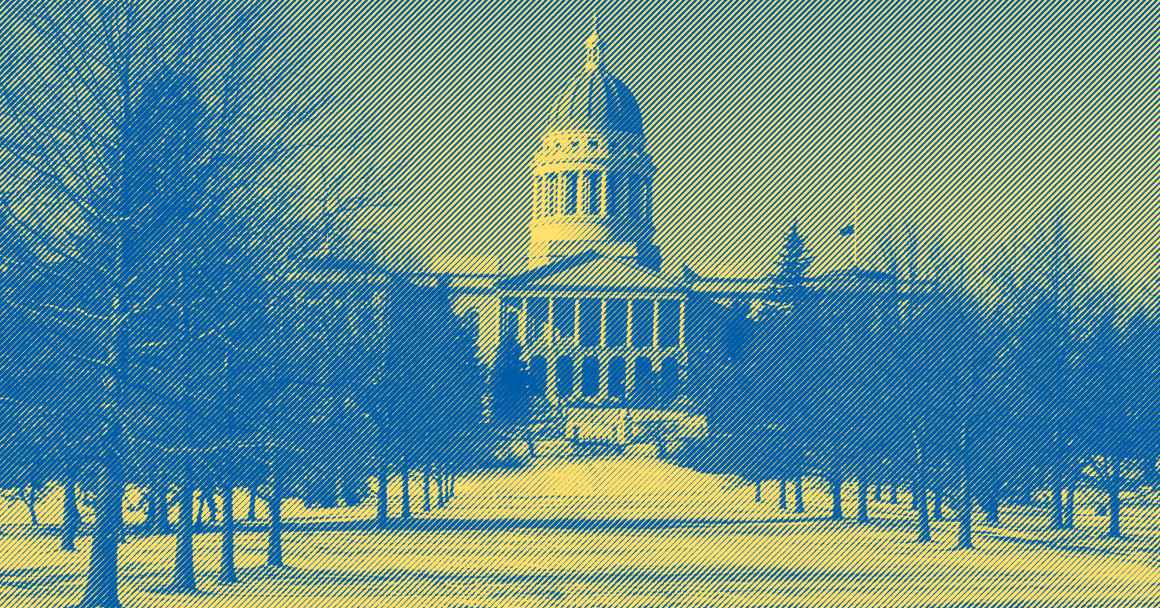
<box><xmin>290</xmin><ymin>29</ymin><xmax>915</xmax><ymax>441</ymax></box>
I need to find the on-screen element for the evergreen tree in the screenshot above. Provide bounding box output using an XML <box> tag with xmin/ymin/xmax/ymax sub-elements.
<box><xmin>778</xmin><ymin>223</ymin><xmax>812</xmax><ymax>288</ymax></box>
<box><xmin>490</xmin><ymin>316</ymin><xmax>536</xmax><ymax>458</ymax></box>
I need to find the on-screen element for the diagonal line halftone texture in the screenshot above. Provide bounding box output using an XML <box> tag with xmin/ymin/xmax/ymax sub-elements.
<box><xmin>0</xmin><ymin>0</ymin><xmax>1156</xmax><ymax>607</ymax></box>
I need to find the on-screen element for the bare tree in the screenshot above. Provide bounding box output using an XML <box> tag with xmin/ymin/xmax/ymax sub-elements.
<box><xmin>0</xmin><ymin>1</ymin><xmax>321</xmax><ymax>604</ymax></box>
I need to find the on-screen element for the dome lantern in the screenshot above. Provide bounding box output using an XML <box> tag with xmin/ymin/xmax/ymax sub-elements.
<box><xmin>584</xmin><ymin>20</ymin><xmax>603</xmax><ymax>71</ymax></box>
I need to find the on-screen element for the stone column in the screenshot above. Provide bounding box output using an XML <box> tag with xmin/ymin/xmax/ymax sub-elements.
<box><xmin>556</xmin><ymin>173</ymin><xmax>566</xmax><ymax>214</ymax></box>
<box><xmin>651</xmin><ymin>299</ymin><xmax>660</xmax><ymax>348</ymax></box>
<box><xmin>574</xmin><ymin>299</ymin><xmax>581</xmax><ymax>346</ymax></box>
<box><xmin>600</xmin><ymin>171</ymin><xmax>608</xmax><ymax>215</ymax></box>
<box><xmin>625</xmin><ymin>299</ymin><xmax>634</xmax><ymax>348</ymax></box>
<box><xmin>599</xmin><ymin>299</ymin><xmax>607</xmax><ymax>348</ymax></box>
<box><xmin>546</xmin><ymin>296</ymin><xmax>554</xmax><ymax>346</ymax></box>
<box><xmin>575</xmin><ymin>169</ymin><xmax>584</xmax><ymax>214</ymax></box>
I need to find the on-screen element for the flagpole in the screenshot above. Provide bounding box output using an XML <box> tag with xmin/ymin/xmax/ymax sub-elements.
<box><xmin>853</xmin><ymin>198</ymin><xmax>860</xmax><ymax>270</ymax></box>
<box><xmin>853</xmin><ymin>228</ymin><xmax>859</xmax><ymax>270</ymax></box>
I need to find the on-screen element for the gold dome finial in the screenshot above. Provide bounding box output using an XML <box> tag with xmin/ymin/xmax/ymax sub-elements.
<box><xmin>584</xmin><ymin>16</ymin><xmax>603</xmax><ymax>71</ymax></box>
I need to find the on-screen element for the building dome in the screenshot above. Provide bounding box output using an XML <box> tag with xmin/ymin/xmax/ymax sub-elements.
<box><xmin>525</xmin><ymin>26</ymin><xmax>661</xmax><ymax>271</ymax></box>
<box><xmin>546</xmin><ymin>28</ymin><xmax>643</xmax><ymax>136</ymax></box>
<box><xmin>548</xmin><ymin>68</ymin><xmax>643</xmax><ymax>136</ymax></box>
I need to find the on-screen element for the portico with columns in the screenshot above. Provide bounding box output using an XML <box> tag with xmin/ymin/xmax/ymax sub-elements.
<box><xmin>497</xmin><ymin>251</ymin><xmax>688</xmax><ymax>409</ymax></box>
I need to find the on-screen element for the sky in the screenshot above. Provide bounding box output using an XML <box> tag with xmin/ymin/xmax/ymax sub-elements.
<box><xmin>276</xmin><ymin>0</ymin><xmax>1151</xmax><ymax>299</ymax></box>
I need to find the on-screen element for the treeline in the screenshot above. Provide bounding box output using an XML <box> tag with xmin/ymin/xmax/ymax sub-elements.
<box><xmin>681</xmin><ymin>222</ymin><xmax>1156</xmax><ymax>547</ymax></box>
<box><xmin>0</xmin><ymin>1</ymin><xmax>498</xmax><ymax>606</ymax></box>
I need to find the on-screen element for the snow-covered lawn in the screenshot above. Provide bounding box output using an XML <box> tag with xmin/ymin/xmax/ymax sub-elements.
<box><xmin>2</xmin><ymin>454</ymin><xmax>1157</xmax><ymax>607</ymax></box>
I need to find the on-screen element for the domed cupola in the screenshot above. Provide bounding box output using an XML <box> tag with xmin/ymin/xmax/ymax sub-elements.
<box><xmin>548</xmin><ymin>31</ymin><xmax>644</xmax><ymax>136</ymax></box>
<box><xmin>526</xmin><ymin>26</ymin><xmax>661</xmax><ymax>270</ymax></box>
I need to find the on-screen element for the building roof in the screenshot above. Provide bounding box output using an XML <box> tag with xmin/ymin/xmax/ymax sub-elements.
<box><xmin>497</xmin><ymin>250</ymin><xmax>684</xmax><ymax>295</ymax></box>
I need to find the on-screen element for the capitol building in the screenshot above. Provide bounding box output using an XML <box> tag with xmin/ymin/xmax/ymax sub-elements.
<box><xmin>292</xmin><ymin>29</ymin><xmax>903</xmax><ymax>441</ymax></box>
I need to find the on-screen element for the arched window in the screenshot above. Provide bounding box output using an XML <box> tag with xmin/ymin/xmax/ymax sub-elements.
<box><xmin>633</xmin><ymin>357</ymin><xmax>654</xmax><ymax>400</ymax></box>
<box><xmin>658</xmin><ymin>357</ymin><xmax>682</xmax><ymax>402</ymax></box>
<box><xmin>528</xmin><ymin>356</ymin><xmax>547</xmax><ymax>397</ymax></box>
<box><xmin>581</xmin><ymin>356</ymin><xmax>600</xmax><ymax>397</ymax></box>
<box><xmin>604</xmin><ymin>172</ymin><xmax>617</xmax><ymax>215</ymax></box>
<box><xmin>607</xmin><ymin>357</ymin><xmax>626</xmax><ymax>398</ymax></box>
<box><xmin>555</xmin><ymin>356</ymin><xmax>574</xmax><ymax>398</ymax></box>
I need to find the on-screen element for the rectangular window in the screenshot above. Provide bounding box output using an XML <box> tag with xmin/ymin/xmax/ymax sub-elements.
<box><xmin>632</xmin><ymin>300</ymin><xmax>654</xmax><ymax>347</ymax></box>
<box><xmin>579</xmin><ymin>298</ymin><xmax>601</xmax><ymax>347</ymax></box>
<box><xmin>605</xmin><ymin>299</ymin><xmax>627</xmax><ymax>347</ymax></box>
<box><xmin>658</xmin><ymin>300</ymin><xmax>681</xmax><ymax>347</ymax></box>
<box><xmin>605</xmin><ymin>173</ymin><xmax>617</xmax><ymax>215</ymax></box>
<box><xmin>564</xmin><ymin>173</ymin><xmax>577</xmax><ymax>214</ymax></box>
<box><xmin>526</xmin><ymin>298</ymin><xmax>548</xmax><ymax>344</ymax></box>
<box><xmin>587</xmin><ymin>172</ymin><xmax>601</xmax><ymax>214</ymax></box>
<box><xmin>545</xmin><ymin>175</ymin><xmax>556</xmax><ymax>214</ymax></box>
<box><xmin>552</xmin><ymin>298</ymin><xmax>575</xmax><ymax>341</ymax></box>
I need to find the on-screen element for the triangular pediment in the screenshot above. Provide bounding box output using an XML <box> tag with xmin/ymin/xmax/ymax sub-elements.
<box><xmin>498</xmin><ymin>251</ymin><xmax>684</xmax><ymax>294</ymax></box>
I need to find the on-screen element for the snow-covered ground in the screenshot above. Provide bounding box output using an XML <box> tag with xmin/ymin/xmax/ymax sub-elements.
<box><xmin>1</xmin><ymin>453</ymin><xmax>1157</xmax><ymax>607</ymax></box>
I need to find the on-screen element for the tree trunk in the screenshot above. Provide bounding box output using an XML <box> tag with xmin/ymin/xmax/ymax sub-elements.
<box><xmin>525</xmin><ymin>429</ymin><xmax>537</xmax><ymax>458</ymax></box>
<box><xmin>422</xmin><ymin>464</ymin><xmax>432</xmax><ymax>512</ymax></box>
<box><xmin>155</xmin><ymin>479</ymin><xmax>171</xmax><ymax>534</ymax></box>
<box><xmin>856</xmin><ymin>470</ymin><xmax>870</xmax><ymax>523</ymax></box>
<box><xmin>26</xmin><ymin>486</ymin><xmax>39</xmax><ymax>526</ymax></box>
<box><xmin>83</xmin><ymin>423</ymin><xmax>123</xmax><ymax>608</ymax></box>
<box><xmin>778</xmin><ymin>479</ymin><xmax>788</xmax><ymax>510</ymax></box>
<box><xmin>874</xmin><ymin>482</ymin><xmax>882</xmax><ymax>502</ymax></box>
<box><xmin>62</xmin><ymin>469</ymin><xmax>80</xmax><ymax>552</ymax></box>
<box><xmin>1107</xmin><ymin>456</ymin><xmax>1121</xmax><ymax>538</ymax></box>
<box><xmin>889</xmin><ymin>482</ymin><xmax>899</xmax><ymax>504</ymax></box>
<box><xmin>1064</xmin><ymin>476</ymin><xmax>1075</xmax><ymax>529</ymax></box>
<box><xmin>436</xmin><ymin>469</ymin><xmax>445</xmax><ymax>507</ymax></box>
<box><xmin>1050</xmin><ymin>432</ymin><xmax>1065</xmax><ymax>529</ymax></box>
<box><xmin>794</xmin><ymin>476</ymin><xmax>804</xmax><ymax>513</ymax></box>
<box><xmin>932</xmin><ymin>485</ymin><xmax>943</xmax><ymax>521</ymax></box>
<box><xmin>754</xmin><ymin>479</ymin><xmax>762</xmax><ymax>503</ymax></box>
<box><xmin>267</xmin><ymin>456</ymin><xmax>283</xmax><ymax>567</ymax></box>
<box><xmin>829</xmin><ymin>464</ymin><xmax>843</xmax><ymax>521</ymax></box>
<box><xmin>247</xmin><ymin>480</ymin><xmax>258</xmax><ymax>521</ymax></box>
<box><xmin>220</xmin><ymin>482</ymin><xmax>236</xmax><ymax>584</ymax></box>
<box><xmin>984</xmin><ymin>476</ymin><xmax>1001</xmax><ymax>525</ymax></box>
<box><xmin>914</xmin><ymin>443</ymin><xmax>931</xmax><ymax>543</ymax></box>
<box><xmin>207</xmin><ymin>488</ymin><xmax>218</xmax><ymax>524</ymax></box>
<box><xmin>957</xmin><ymin>423</ymin><xmax>973</xmax><ymax>550</ymax></box>
<box><xmin>174</xmin><ymin>457</ymin><xmax>196</xmax><ymax>592</ymax></box>
<box><xmin>376</xmin><ymin>460</ymin><xmax>389</xmax><ymax>529</ymax></box>
<box><xmin>145</xmin><ymin>484</ymin><xmax>159</xmax><ymax>533</ymax></box>
<box><xmin>400</xmin><ymin>456</ymin><xmax>412</xmax><ymax>520</ymax></box>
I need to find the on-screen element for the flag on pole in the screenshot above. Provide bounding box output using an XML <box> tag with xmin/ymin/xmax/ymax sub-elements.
<box><xmin>838</xmin><ymin>224</ymin><xmax>855</xmax><ymax>237</ymax></box>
